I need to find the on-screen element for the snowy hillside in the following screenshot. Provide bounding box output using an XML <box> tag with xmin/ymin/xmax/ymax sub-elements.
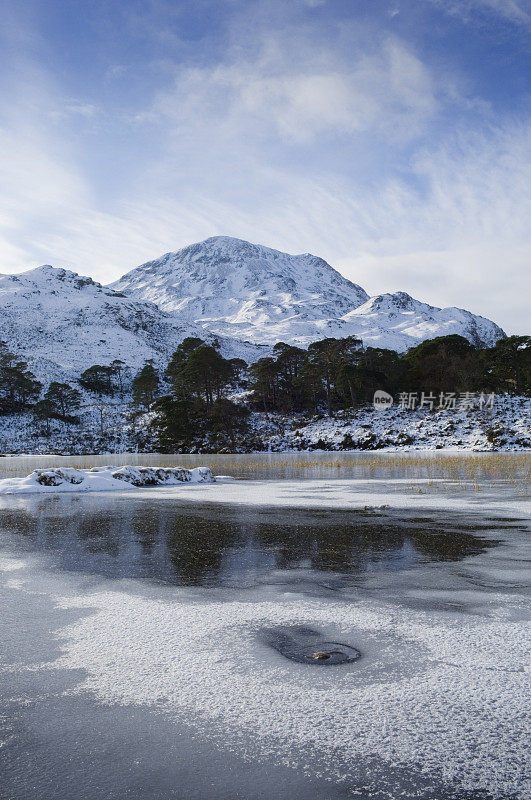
<box><xmin>255</xmin><ymin>395</ymin><xmax>530</xmax><ymax>453</ymax></box>
<box><xmin>0</xmin><ymin>265</ymin><xmax>264</xmax><ymax>382</ymax></box>
<box><xmin>0</xmin><ymin>395</ymin><xmax>528</xmax><ymax>455</ymax></box>
<box><xmin>0</xmin><ymin>266</ymin><xmax>184</xmax><ymax>381</ymax></box>
<box><xmin>111</xmin><ymin>236</ymin><xmax>505</xmax><ymax>349</ymax></box>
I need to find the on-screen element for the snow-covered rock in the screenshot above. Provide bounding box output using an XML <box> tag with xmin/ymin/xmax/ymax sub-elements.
<box><xmin>109</xmin><ymin>465</ymin><xmax>215</xmax><ymax>486</ymax></box>
<box><xmin>0</xmin><ymin>465</ymin><xmax>217</xmax><ymax>494</ymax></box>
<box><xmin>111</xmin><ymin>236</ymin><xmax>505</xmax><ymax>350</ymax></box>
<box><xmin>34</xmin><ymin>467</ymin><xmax>85</xmax><ymax>486</ymax></box>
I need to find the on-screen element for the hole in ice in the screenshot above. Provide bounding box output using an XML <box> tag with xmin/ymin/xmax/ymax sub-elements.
<box><xmin>260</xmin><ymin>625</ymin><xmax>361</xmax><ymax>666</ymax></box>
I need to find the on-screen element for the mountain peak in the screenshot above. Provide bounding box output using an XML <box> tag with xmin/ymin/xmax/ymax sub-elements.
<box><xmin>109</xmin><ymin>236</ymin><xmax>505</xmax><ymax>349</ymax></box>
<box><xmin>351</xmin><ymin>291</ymin><xmax>432</xmax><ymax>315</ymax></box>
<box><xmin>111</xmin><ymin>236</ymin><xmax>369</xmax><ymax>323</ymax></box>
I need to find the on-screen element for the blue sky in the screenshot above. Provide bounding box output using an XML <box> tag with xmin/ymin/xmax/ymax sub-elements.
<box><xmin>0</xmin><ymin>0</ymin><xmax>529</xmax><ymax>333</ymax></box>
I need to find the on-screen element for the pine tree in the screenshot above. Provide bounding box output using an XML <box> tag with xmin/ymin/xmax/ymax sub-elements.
<box><xmin>0</xmin><ymin>341</ymin><xmax>42</xmax><ymax>413</ymax></box>
<box><xmin>305</xmin><ymin>337</ymin><xmax>362</xmax><ymax>416</ymax></box>
<box><xmin>44</xmin><ymin>382</ymin><xmax>82</xmax><ymax>420</ymax></box>
<box><xmin>486</xmin><ymin>336</ymin><xmax>531</xmax><ymax>394</ymax></box>
<box><xmin>174</xmin><ymin>345</ymin><xmax>237</xmax><ymax>409</ymax></box>
<box><xmin>79</xmin><ymin>364</ymin><xmax>115</xmax><ymax>395</ymax></box>
<box><xmin>33</xmin><ymin>398</ymin><xmax>54</xmax><ymax>435</ymax></box>
<box><xmin>111</xmin><ymin>360</ymin><xmax>130</xmax><ymax>394</ymax></box>
<box><xmin>166</xmin><ymin>338</ymin><xmax>205</xmax><ymax>389</ymax></box>
<box><xmin>132</xmin><ymin>361</ymin><xmax>160</xmax><ymax>408</ymax></box>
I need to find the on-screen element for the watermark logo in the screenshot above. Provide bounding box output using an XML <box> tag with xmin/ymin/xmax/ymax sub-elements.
<box><xmin>372</xmin><ymin>390</ymin><xmax>496</xmax><ymax>411</ymax></box>
<box><xmin>397</xmin><ymin>391</ymin><xmax>495</xmax><ymax>411</ymax></box>
<box><xmin>373</xmin><ymin>390</ymin><xmax>394</xmax><ymax>411</ymax></box>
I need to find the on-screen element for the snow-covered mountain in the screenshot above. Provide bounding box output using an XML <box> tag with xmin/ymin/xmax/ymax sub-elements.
<box><xmin>112</xmin><ymin>235</ymin><xmax>368</xmax><ymax>322</ymax></box>
<box><xmin>0</xmin><ymin>236</ymin><xmax>506</xmax><ymax>385</ymax></box>
<box><xmin>111</xmin><ymin>236</ymin><xmax>505</xmax><ymax>350</ymax></box>
<box><xmin>0</xmin><ymin>265</ymin><xmax>264</xmax><ymax>383</ymax></box>
<box><xmin>331</xmin><ymin>292</ymin><xmax>505</xmax><ymax>351</ymax></box>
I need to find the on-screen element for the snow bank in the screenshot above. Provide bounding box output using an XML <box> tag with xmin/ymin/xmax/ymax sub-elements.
<box><xmin>0</xmin><ymin>465</ymin><xmax>216</xmax><ymax>494</ymax></box>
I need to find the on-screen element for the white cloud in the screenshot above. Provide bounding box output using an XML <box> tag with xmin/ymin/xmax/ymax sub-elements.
<box><xmin>426</xmin><ymin>0</ymin><xmax>531</xmax><ymax>29</ymax></box>
<box><xmin>148</xmin><ymin>35</ymin><xmax>437</xmax><ymax>144</ymax></box>
<box><xmin>4</xmin><ymin>116</ymin><xmax>527</xmax><ymax>334</ymax></box>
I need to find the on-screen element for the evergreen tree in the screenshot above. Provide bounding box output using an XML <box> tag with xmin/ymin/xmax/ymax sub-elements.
<box><xmin>305</xmin><ymin>336</ymin><xmax>362</xmax><ymax>416</ymax></box>
<box><xmin>249</xmin><ymin>357</ymin><xmax>280</xmax><ymax>412</ymax></box>
<box><xmin>166</xmin><ymin>338</ymin><xmax>205</xmax><ymax>389</ymax></box>
<box><xmin>273</xmin><ymin>343</ymin><xmax>307</xmax><ymax>411</ymax></box>
<box><xmin>33</xmin><ymin>397</ymin><xmax>54</xmax><ymax>435</ymax></box>
<box><xmin>485</xmin><ymin>336</ymin><xmax>531</xmax><ymax>394</ymax></box>
<box><xmin>0</xmin><ymin>342</ymin><xmax>42</xmax><ymax>413</ymax></box>
<box><xmin>154</xmin><ymin>343</ymin><xmax>248</xmax><ymax>451</ymax></box>
<box><xmin>132</xmin><ymin>361</ymin><xmax>160</xmax><ymax>408</ymax></box>
<box><xmin>79</xmin><ymin>364</ymin><xmax>115</xmax><ymax>395</ymax></box>
<box><xmin>176</xmin><ymin>345</ymin><xmax>236</xmax><ymax>409</ymax></box>
<box><xmin>111</xmin><ymin>359</ymin><xmax>131</xmax><ymax>394</ymax></box>
<box><xmin>208</xmin><ymin>398</ymin><xmax>250</xmax><ymax>450</ymax></box>
<box><xmin>44</xmin><ymin>382</ymin><xmax>82</xmax><ymax>420</ymax></box>
<box><xmin>152</xmin><ymin>396</ymin><xmax>201</xmax><ymax>452</ymax></box>
<box><xmin>336</xmin><ymin>347</ymin><xmax>402</xmax><ymax>406</ymax></box>
<box><xmin>403</xmin><ymin>335</ymin><xmax>479</xmax><ymax>395</ymax></box>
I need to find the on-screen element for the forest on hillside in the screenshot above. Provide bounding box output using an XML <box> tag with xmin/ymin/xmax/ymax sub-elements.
<box><xmin>0</xmin><ymin>333</ymin><xmax>529</xmax><ymax>453</ymax></box>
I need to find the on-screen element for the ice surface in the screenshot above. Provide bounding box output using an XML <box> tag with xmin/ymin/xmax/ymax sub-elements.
<box><xmin>1</xmin><ymin>478</ymin><xmax>529</xmax><ymax>798</ymax></box>
<box><xmin>97</xmin><ymin>476</ymin><xmax>530</xmax><ymax>518</ymax></box>
<box><xmin>2</xmin><ymin>549</ymin><xmax>527</xmax><ymax>798</ymax></box>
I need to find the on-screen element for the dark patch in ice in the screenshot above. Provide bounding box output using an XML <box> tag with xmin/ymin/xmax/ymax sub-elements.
<box><xmin>260</xmin><ymin>625</ymin><xmax>361</xmax><ymax>666</ymax></box>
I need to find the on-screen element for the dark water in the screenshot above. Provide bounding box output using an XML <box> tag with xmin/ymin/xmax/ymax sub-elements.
<box><xmin>0</xmin><ymin>494</ymin><xmax>500</xmax><ymax>590</ymax></box>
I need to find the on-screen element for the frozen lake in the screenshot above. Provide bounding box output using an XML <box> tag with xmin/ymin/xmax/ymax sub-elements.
<box><xmin>0</xmin><ymin>453</ymin><xmax>529</xmax><ymax>799</ymax></box>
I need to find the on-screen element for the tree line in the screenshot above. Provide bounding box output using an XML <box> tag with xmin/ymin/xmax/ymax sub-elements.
<box><xmin>0</xmin><ymin>334</ymin><xmax>529</xmax><ymax>448</ymax></box>
<box><xmin>248</xmin><ymin>334</ymin><xmax>531</xmax><ymax>414</ymax></box>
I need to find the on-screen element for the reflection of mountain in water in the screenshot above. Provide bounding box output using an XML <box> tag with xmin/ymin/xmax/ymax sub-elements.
<box><xmin>0</xmin><ymin>498</ymin><xmax>498</xmax><ymax>589</ymax></box>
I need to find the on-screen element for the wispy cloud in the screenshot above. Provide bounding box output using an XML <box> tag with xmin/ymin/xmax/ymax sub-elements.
<box><xmin>145</xmin><ymin>32</ymin><xmax>437</xmax><ymax>144</ymax></box>
<box><xmin>425</xmin><ymin>0</ymin><xmax>531</xmax><ymax>29</ymax></box>
<box><xmin>6</xmin><ymin>115</ymin><xmax>526</xmax><ymax>334</ymax></box>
